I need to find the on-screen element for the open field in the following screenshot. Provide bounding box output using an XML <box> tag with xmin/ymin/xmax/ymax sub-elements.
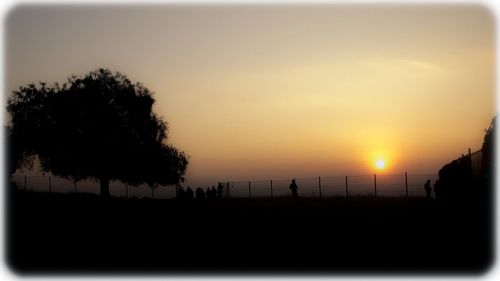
<box><xmin>6</xmin><ymin>187</ymin><xmax>493</xmax><ymax>275</ymax></box>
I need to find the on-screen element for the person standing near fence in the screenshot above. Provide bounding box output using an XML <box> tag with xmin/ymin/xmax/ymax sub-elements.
<box><xmin>289</xmin><ymin>179</ymin><xmax>298</xmax><ymax>198</ymax></box>
<box><xmin>185</xmin><ymin>186</ymin><xmax>194</xmax><ymax>200</ymax></box>
<box><xmin>424</xmin><ymin>179</ymin><xmax>432</xmax><ymax>199</ymax></box>
<box><xmin>196</xmin><ymin>187</ymin><xmax>205</xmax><ymax>200</ymax></box>
<box><xmin>216</xmin><ymin>182</ymin><xmax>224</xmax><ymax>198</ymax></box>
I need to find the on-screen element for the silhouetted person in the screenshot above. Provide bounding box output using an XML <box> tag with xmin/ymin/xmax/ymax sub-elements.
<box><xmin>434</xmin><ymin>179</ymin><xmax>441</xmax><ymax>201</ymax></box>
<box><xmin>185</xmin><ymin>186</ymin><xmax>194</xmax><ymax>200</ymax></box>
<box><xmin>177</xmin><ymin>186</ymin><xmax>185</xmax><ymax>200</ymax></box>
<box><xmin>217</xmin><ymin>182</ymin><xmax>224</xmax><ymax>198</ymax></box>
<box><xmin>424</xmin><ymin>179</ymin><xmax>432</xmax><ymax>199</ymax></box>
<box><xmin>211</xmin><ymin>186</ymin><xmax>217</xmax><ymax>199</ymax></box>
<box><xmin>289</xmin><ymin>179</ymin><xmax>298</xmax><ymax>198</ymax></box>
<box><xmin>196</xmin><ymin>187</ymin><xmax>205</xmax><ymax>200</ymax></box>
<box><xmin>206</xmin><ymin>187</ymin><xmax>213</xmax><ymax>199</ymax></box>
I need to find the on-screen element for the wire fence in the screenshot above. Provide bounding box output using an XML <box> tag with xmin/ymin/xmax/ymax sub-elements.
<box><xmin>10</xmin><ymin>173</ymin><xmax>177</xmax><ymax>199</ymax></box>
<box><xmin>225</xmin><ymin>173</ymin><xmax>438</xmax><ymax>199</ymax></box>
<box><xmin>10</xmin><ymin>172</ymin><xmax>438</xmax><ymax>199</ymax></box>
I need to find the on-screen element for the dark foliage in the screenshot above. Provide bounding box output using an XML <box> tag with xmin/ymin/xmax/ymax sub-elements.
<box><xmin>438</xmin><ymin>116</ymin><xmax>495</xmax><ymax>201</ymax></box>
<box><xmin>7</xmin><ymin>68</ymin><xmax>189</xmax><ymax>196</ymax></box>
<box><xmin>434</xmin><ymin>117</ymin><xmax>494</xmax><ymax>272</ymax></box>
<box><xmin>482</xmin><ymin>116</ymin><xmax>495</xmax><ymax>179</ymax></box>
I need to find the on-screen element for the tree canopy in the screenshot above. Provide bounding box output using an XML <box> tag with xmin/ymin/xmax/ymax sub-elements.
<box><xmin>7</xmin><ymin>68</ymin><xmax>189</xmax><ymax>196</ymax></box>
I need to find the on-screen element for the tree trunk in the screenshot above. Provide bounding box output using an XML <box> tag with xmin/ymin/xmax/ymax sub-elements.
<box><xmin>100</xmin><ymin>177</ymin><xmax>110</xmax><ymax>197</ymax></box>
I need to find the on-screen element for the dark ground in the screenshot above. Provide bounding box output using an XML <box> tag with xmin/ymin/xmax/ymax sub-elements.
<box><xmin>5</xmin><ymin>185</ymin><xmax>494</xmax><ymax>275</ymax></box>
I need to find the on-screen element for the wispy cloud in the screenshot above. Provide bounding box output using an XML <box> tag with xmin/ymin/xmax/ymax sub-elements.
<box><xmin>397</xmin><ymin>59</ymin><xmax>449</xmax><ymax>75</ymax></box>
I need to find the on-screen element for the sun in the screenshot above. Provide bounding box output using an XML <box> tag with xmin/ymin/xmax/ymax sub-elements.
<box><xmin>375</xmin><ymin>159</ymin><xmax>385</xmax><ymax>170</ymax></box>
<box><xmin>366</xmin><ymin>150</ymin><xmax>393</xmax><ymax>173</ymax></box>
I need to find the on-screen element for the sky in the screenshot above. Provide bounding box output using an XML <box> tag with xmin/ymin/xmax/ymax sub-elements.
<box><xmin>4</xmin><ymin>4</ymin><xmax>496</xmax><ymax>187</ymax></box>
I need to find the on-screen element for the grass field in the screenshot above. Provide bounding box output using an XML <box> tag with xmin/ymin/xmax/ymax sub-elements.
<box><xmin>6</xmin><ymin>186</ymin><xmax>493</xmax><ymax>275</ymax></box>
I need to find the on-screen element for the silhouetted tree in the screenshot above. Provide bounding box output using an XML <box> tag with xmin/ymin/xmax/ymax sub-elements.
<box><xmin>7</xmin><ymin>68</ymin><xmax>189</xmax><ymax>197</ymax></box>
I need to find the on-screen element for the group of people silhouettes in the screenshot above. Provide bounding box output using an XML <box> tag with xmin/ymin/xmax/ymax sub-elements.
<box><xmin>424</xmin><ymin>179</ymin><xmax>441</xmax><ymax>200</ymax></box>
<box><xmin>177</xmin><ymin>182</ymin><xmax>224</xmax><ymax>200</ymax></box>
<box><xmin>176</xmin><ymin>179</ymin><xmax>301</xmax><ymax>200</ymax></box>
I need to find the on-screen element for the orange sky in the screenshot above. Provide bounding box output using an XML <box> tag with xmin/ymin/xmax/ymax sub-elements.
<box><xmin>5</xmin><ymin>4</ymin><xmax>496</xmax><ymax>186</ymax></box>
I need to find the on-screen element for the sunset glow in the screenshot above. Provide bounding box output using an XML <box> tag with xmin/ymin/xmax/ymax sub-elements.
<box><xmin>4</xmin><ymin>4</ymin><xmax>494</xmax><ymax>274</ymax></box>
<box><xmin>5</xmin><ymin>5</ymin><xmax>495</xmax><ymax>186</ymax></box>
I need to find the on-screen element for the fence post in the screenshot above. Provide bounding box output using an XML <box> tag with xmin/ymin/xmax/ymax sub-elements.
<box><xmin>270</xmin><ymin>180</ymin><xmax>273</xmax><ymax>198</ymax></box>
<box><xmin>345</xmin><ymin>176</ymin><xmax>349</xmax><ymax>198</ymax></box>
<box><xmin>318</xmin><ymin>176</ymin><xmax>322</xmax><ymax>198</ymax></box>
<box><xmin>74</xmin><ymin>180</ymin><xmax>77</xmax><ymax>193</ymax></box>
<box><xmin>24</xmin><ymin>175</ymin><xmax>27</xmax><ymax>191</ymax></box>
<box><xmin>227</xmin><ymin>182</ymin><xmax>231</xmax><ymax>199</ymax></box>
<box><xmin>374</xmin><ymin>174</ymin><xmax>377</xmax><ymax>197</ymax></box>
<box><xmin>49</xmin><ymin>176</ymin><xmax>52</xmax><ymax>193</ymax></box>
<box><xmin>152</xmin><ymin>187</ymin><xmax>154</xmax><ymax>199</ymax></box>
<box><xmin>405</xmin><ymin>172</ymin><xmax>408</xmax><ymax>198</ymax></box>
<box><xmin>248</xmin><ymin>181</ymin><xmax>251</xmax><ymax>198</ymax></box>
<box><xmin>126</xmin><ymin>183</ymin><xmax>128</xmax><ymax>199</ymax></box>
